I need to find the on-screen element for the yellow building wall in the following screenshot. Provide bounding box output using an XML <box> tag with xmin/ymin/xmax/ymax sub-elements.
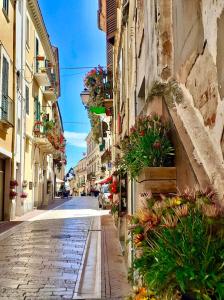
<box><xmin>0</xmin><ymin>1</ymin><xmax>14</xmax><ymax>154</ymax></box>
<box><xmin>24</xmin><ymin>7</ymin><xmax>52</xmax><ymax>208</ymax></box>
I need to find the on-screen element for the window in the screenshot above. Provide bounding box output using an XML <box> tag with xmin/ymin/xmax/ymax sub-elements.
<box><xmin>34</xmin><ymin>96</ymin><xmax>40</xmax><ymax>121</ymax></box>
<box><xmin>1</xmin><ymin>55</ymin><xmax>9</xmax><ymax>120</ymax></box>
<box><xmin>17</xmin><ymin>118</ymin><xmax>21</xmax><ymax>134</ymax></box>
<box><xmin>25</xmin><ymin>86</ymin><xmax>29</xmax><ymax>115</ymax></box>
<box><xmin>35</xmin><ymin>38</ymin><xmax>39</xmax><ymax>72</ymax></box>
<box><xmin>26</xmin><ymin>17</ymin><xmax>30</xmax><ymax>46</ymax></box>
<box><xmin>3</xmin><ymin>0</ymin><xmax>9</xmax><ymax>15</ymax></box>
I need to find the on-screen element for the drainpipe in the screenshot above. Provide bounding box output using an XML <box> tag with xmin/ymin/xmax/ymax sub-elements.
<box><xmin>9</xmin><ymin>0</ymin><xmax>17</xmax><ymax>220</ymax></box>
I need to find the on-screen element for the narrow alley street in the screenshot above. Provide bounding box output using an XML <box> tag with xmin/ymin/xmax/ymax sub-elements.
<box><xmin>0</xmin><ymin>197</ymin><xmax>130</xmax><ymax>300</ymax></box>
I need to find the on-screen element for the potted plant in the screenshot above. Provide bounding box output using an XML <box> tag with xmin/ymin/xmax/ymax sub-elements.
<box><xmin>120</xmin><ymin>114</ymin><xmax>176</xmax><ymax>195</ymax></box>
<box><xmin>20</xmin><ymin>192</ymin><xmax>28</xmax><ymax>198</ymax></box>
<box><xmin>36</xmin><ymin>55</ymin><xmax>45</xmax><ymax>61</ymax></box>
<box><xmin>103</xmin><ymin>99</ymin><xmax>113</xmax><ymax>109</ymax></box>
<box><xmin>129</xmin><ymin>189</ymin><xmax>224</xmax><ymax>300</ymax></box>
<box><xmin>84</xmin><ymin>66</ymin><xmax>112</xmax><ymax>107</ymax></box>
<box><xmin>33</xmin><ymin>128</ymin><xmax>41</xmax><ymax>136</ymax></box>
<box><xmin>10</xmin><ymin>180</ymin><xmax>18</xmax><ymax>187</ymax></box>
<box><xmin>10</xmin><ymin>190</ymin><xmax>18</xmax><ymax>199</ymax></box>
<box><xmin>106</xmin><ymin>108</ymin><xmax>113</xmax><ymax>116</ymax></box>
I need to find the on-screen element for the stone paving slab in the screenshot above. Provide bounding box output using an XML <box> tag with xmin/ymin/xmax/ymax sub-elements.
<box><xmin>101</xmin><ymin>215</ymin><xmax>131</xmax><ymax>299</ymax></box>
<box><xmin>0</xmin><ymin>197</ymin><xmax>99</xmax><ymax>299</ymax></box>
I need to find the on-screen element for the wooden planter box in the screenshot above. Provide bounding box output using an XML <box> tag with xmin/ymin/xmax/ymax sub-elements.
<box><xmin>137</xmin><ymin>167</ymin><xmax>176</xmax><ymax>194</ymax></box>
<box><xmin>103</xmin><ymin>99</ymin><xmax>113</xmax><ymax>108</ymax></box>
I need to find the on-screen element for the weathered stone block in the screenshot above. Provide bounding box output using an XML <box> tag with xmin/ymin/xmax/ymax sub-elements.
<box><xmin>172</xmin><ymin>0</ymin><xmax>204</xmax><ymax>82</ymax></box>
<box><xmin>186</xmin><ymin>47</ymin><xmax>218</xmax><ymax>127</ymax></box>
<box><xmin>217</xmin><ymin>9</ymin><xmax>224</xmax><ymax>99</ymax></box>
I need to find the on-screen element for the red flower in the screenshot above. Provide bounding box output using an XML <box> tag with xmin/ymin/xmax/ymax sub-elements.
<box><xmin>108</xmin><ymin>194</ymin><xmax>113</xmax><ymax>200</ymax></box>
<box><xmin>20</xmin><ymin>192</ymin><xmax>28</xmax><ymax>198</ymax></box>
<box><xmin>130</xmin><ymin>126</ymin><xmax>136</xmax><ymax>133</ymax></box>
<box><xmin>10</xmin><ymin>180</ymin><xmax>18</xmax><ymax>187</ymax></box>
<box><xmin>34</xmin><ymin>121</ymin><xmax>42</xmax><ymax>125</ymax></box>
<box><xmin>153</xmin><ymin>140</ymin><xmax>161</xmax><ymax>149</ymax></box>
<box><xmin>10</xmin><ymin>190</ymin><xmax>18</xmax><ymax>198</ymax></box>
<box><xmin>139</xmin><ymin>131</ymin><xmax>145</xmax><ymax>136</ymax></box>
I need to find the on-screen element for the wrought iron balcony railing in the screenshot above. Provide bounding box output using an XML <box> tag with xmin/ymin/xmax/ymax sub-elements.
<box><xmin>0</xmin><ymin>94</ymin><xmax>14</xmax><ymax>126</ymax></box>
<box><xmin>34</xmin><ymin>57</ymin><xmax>54</xmax><ymax>87</ymax></box>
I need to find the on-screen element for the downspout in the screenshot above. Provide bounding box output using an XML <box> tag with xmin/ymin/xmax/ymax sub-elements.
<box><xmin>10</xmin><ymin>0</ymin><xmax>17</xmax><ymax>220</ymax></box>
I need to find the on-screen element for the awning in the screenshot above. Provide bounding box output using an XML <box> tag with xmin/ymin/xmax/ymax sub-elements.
<box><xmin>56</xmin><ymin>178</ymin><xmax>64</xmax><ymax>183</ymax></box>
<box><xmin>99</xmin><ymin>176</ymin><xmax>112</xmax><ymax>185</ymax></box>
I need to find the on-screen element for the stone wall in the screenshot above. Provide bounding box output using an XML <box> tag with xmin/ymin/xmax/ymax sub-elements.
<box><xmin>113</xmin><ymin>0</ymin><xmax>224</xmax><ymax>209</ymax></box>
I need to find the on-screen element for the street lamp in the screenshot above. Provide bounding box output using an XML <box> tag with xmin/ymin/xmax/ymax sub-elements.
<box><xmin>80</xmin><ymin>88</ymin><xmax>90</xmax><ymax>106</ymax></box>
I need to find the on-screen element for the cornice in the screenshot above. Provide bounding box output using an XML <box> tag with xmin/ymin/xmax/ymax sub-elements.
<box><xmin>27</xmin><ymin>0</ymin><xmax>55</xmax><ymax>63</ymax></box>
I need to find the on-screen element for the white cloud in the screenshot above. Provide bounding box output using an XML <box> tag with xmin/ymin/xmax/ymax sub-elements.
<box><xmin>64</xmin><ymin>131</ymin><xmax>87</xmax><ymax>148</ymax></box>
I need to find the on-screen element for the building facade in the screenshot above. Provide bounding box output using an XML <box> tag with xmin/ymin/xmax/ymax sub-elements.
<box><xmin>97</xmin><ymin>0</ymin><xmax>224</xmax><ymax>264</ymax></box>
<box><xmin>0</xmin><ymin>0</ymin><xmax>65</xmax><ymax>220</ymax></box>
<box><xmin>74</xmin><ymin>157</ymin><xmax>87</xmax><ymax>196</ymax></box>
<box><xmin>0</xmin><ymin>0</ymin><xmax>15</xmax><ymax>220</ymax></box>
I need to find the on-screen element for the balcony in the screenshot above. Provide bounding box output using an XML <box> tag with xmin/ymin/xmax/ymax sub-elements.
<box><xmin>43</xmin><ymin>86</ymin><xmax>57</xmax><ymax>101</ymax></box>
<box><xmin>33</xmin><ymin>119</ymin><xmax>55</xmax><ymax>154</ymax></box>
<box><xmin>33</xmin><ymin>135</ymin><xmax>55</xmax><ymax>154</ymax></box>
<box><xmin>34</xmin><ymin>57</ymin><xmax>52</xmax><ymax>87</ymax></box>
<box><xmin>0</xmin><ymin>95</ymin><xmax>14</xmax><ymax>127</ymax></box>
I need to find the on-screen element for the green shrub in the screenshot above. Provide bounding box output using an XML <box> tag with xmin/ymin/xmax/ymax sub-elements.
<box><xmin>130</xmin><ymin>191</ymin><xmax>224</xmax><ymax>299</ymax></box>
<box><xmin>121</xmin><ymin>114</ymin><xmax>174</xmax><ymax>178</ymax></box>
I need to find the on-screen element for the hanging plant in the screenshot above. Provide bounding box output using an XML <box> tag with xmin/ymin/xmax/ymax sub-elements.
<box><xmin>84</xmin><ymin>66</ymin><xmax>112</xmax><ymax>106</ymax></box>
<box><xmin>10</xmin><ymin>180</ymin><xmax>18</xmax><ymax>187</ymax></box>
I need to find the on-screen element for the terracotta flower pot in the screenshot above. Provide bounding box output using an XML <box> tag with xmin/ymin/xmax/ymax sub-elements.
<box><xmin>36</xmin><ymin>55</ymin><xmax>45</xmax><ymax>61</ymax></box>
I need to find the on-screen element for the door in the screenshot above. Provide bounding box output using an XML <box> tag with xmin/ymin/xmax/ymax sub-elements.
<box><xmin>0</xmin><ymin>159</ymin><xmax>5</xmax><ymax>220</ymax></box>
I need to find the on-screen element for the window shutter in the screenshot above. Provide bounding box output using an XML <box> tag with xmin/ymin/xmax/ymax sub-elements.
<box><xmin>25</xmin><ymin>86</ymin><xmax>29</xmax><ymax>115</ymax></box>
<box><xmin>38</xmin><ymin>101</ymin><xmax>41</xmax><ymax>121</ymax></box>
<box><xmin>3</xmin><ymin>0</ymin><xmax>9</xmax><ymax>15</ymax></box>
<box><xmin>26</xmin><ymin>17</ymin><xmax>30</xmax><ymax>46</ymax></box>
<box><xmin>35</xmin><ymin>38</ymin><xmax>39</xmax><ymax>72</ymax></box>
<box><xmin>107</xmin><ymin>42</ymin><xmax>113</xmax><ymax>71</ymax></box>
<box><xmin>2</xmin><ymin>56</ymin><xmax>9</xmax><ymax>120</ymax></box>
<box><xmin>34</xmin><ymin>96</ymin><xmax>38</xmax><ymax>120</ymax></box>
<box><xmin>106</xmin><ymin>0</ymin><xmax>117</xmax><ymax>44</ymax></box>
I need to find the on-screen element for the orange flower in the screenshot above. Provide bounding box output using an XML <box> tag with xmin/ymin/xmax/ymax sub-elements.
<box><xmin>134</xmin><ymin>233</ymin><xmax>144</xmax><ymax>247</ymax></box>
<box><xmin>162</xmin><ymin>214</ymin><xmax>178</xmax><ymax>228</ymax></box>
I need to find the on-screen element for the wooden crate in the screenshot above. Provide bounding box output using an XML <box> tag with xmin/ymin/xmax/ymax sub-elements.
<box><xmin>137</xmin><ymin>167</ymin><xmax>176</xmax><ymax>194</ymax></box>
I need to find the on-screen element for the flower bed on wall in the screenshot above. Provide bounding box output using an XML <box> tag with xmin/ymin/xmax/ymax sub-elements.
<box><xmin>128</xmin><ymin>189</ymin><xmax>224</xmax><ymax>300</ymax></box>
<box><xmin>120</xmin><ymin>114</ymin><xmax>175</xmax><ymax>179</ymax></box>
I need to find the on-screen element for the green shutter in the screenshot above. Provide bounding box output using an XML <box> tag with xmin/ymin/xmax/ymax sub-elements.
<box><xmin>38</xmin><ymin>101</ymin><xmax>41</xmax><ymax>121</ymax></box>
<box><xmin>34</xmin><ymin>96</ymin><xmax>39</xmax><ymax>120</ymax></box>
<box><xmin>25</xmin><ymin>86</ymin><xmax>29</xmax><ymax>115</ymax></box>
<box><xmin>2</xmin><ymin>56</ymin><xmax>9</xmax><ymax>120</ymax></box>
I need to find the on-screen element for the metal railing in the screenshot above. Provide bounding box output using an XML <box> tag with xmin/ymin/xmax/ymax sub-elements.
<box><xmin>0</xmin><ymin>94</ymin><xmax>14</xmax><ymax>126</ymax></box>
<box><xmin>35</xmin><ymin>58</ymin><xmax>54</xmax><ymax>84</ymax></box>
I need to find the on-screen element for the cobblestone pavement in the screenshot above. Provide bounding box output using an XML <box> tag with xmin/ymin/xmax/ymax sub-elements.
<box><xmin>0</xmin><ymin>197</ymin><xmax>99</xmax><ymax>300</ymax></box>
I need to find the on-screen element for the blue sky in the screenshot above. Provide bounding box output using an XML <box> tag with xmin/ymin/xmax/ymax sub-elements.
<box><xmin>38</xmin><ymin>0</ymin><xmax>106</xmax><ymax>171</ymax></box>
